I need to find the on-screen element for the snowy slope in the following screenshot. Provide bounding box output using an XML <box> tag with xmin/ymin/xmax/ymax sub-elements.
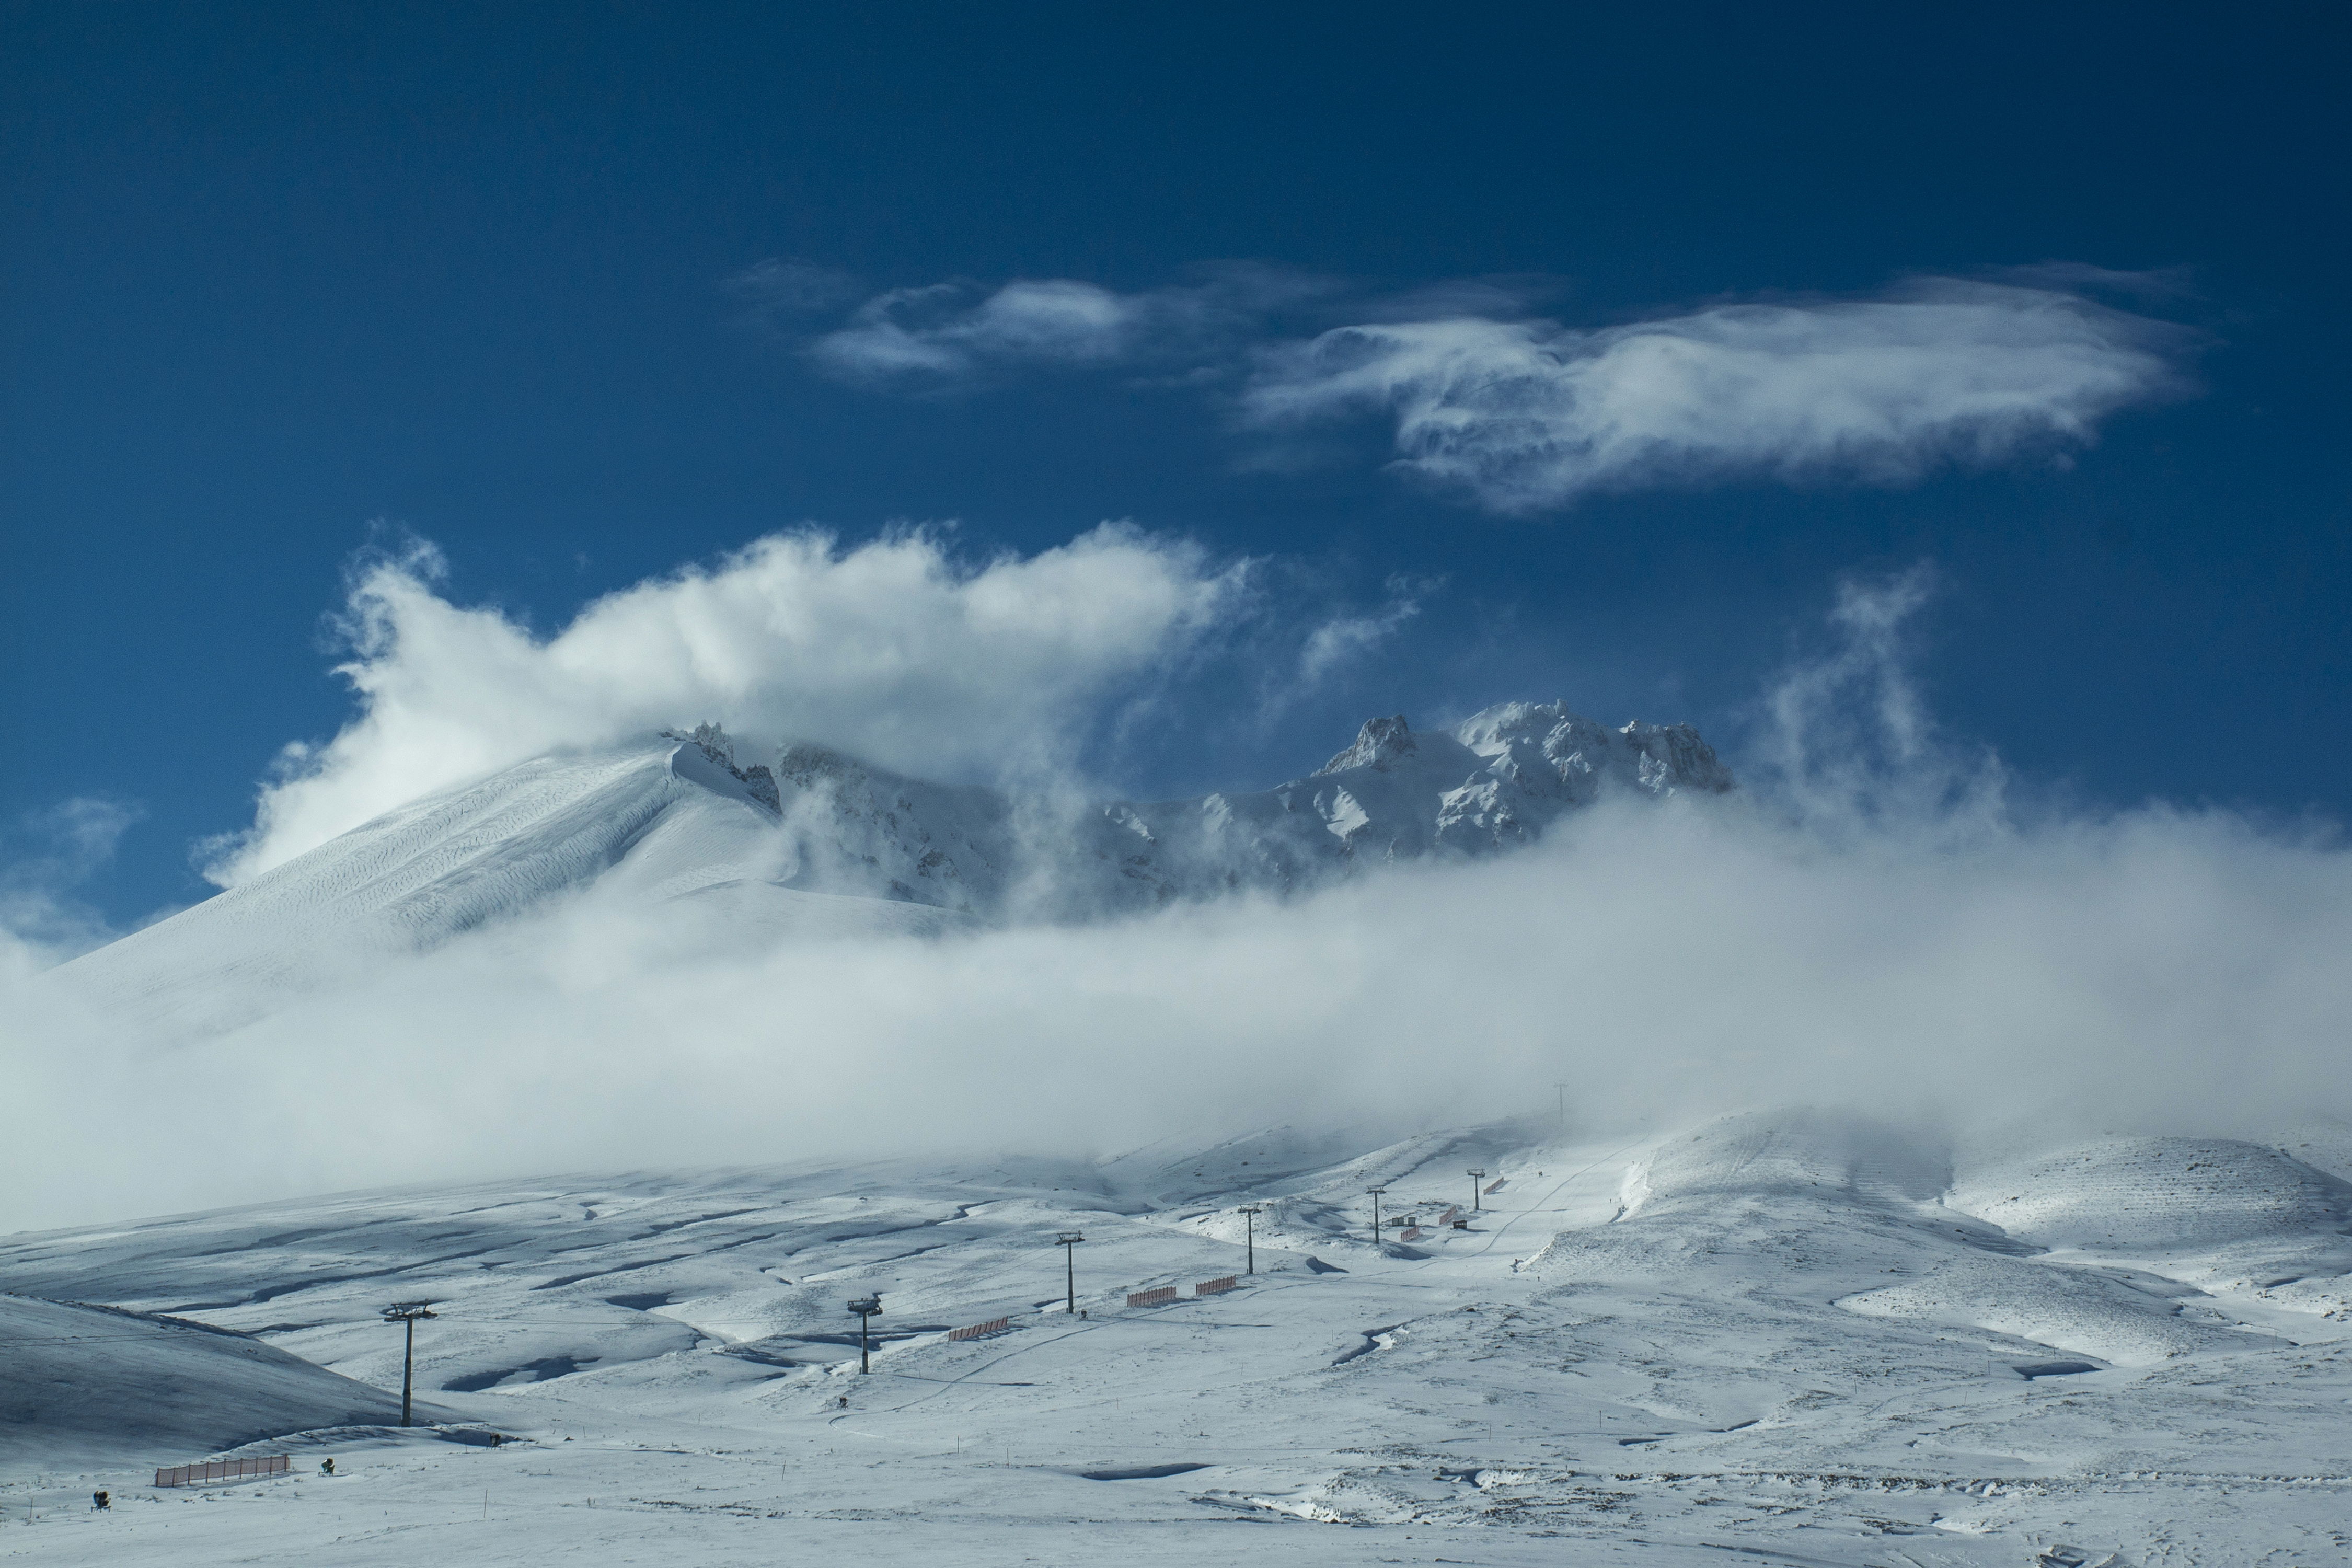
<box><xmin>1945</xmin><ymin>1135</ymin><xmax>2352</xmax><ymax>1326</ymax></box>
<box><xmin>3</xmin><ymin>1111</ymin><xmax>2347</xmax><ymax>1564</ymax></box>
<box><xmin>52</xmin><ymin>740</ymin><xmax>960</xmax><ymax>1030</ymax></box>
<box><xmin>51</xmin><ymin>704</ymin><xmax>1730</xmax><ymax>1025</ymax></box>
<box><xmin>0</xmin><ymin>1294</ymin><xmax>420</xmax><ymax>1471</ymax></box>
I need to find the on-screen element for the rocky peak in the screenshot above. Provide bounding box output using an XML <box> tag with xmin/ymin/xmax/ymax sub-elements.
<box><xmin>1317</xmin><ymin>714</ymin><xmax>1417</xmax><ymax>775</ymax></box>
<box><xmin>661</xmin><ymin>723</ymin><xmax>781</xmax><ymax>813</ymax></box>
<box><xmin>659</xmin><ymin>699</ymin><xmax>1731</xmax><ymax>919</ymax></box>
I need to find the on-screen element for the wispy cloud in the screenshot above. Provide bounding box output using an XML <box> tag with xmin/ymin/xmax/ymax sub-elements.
<box><xmin>746</xmin><ymin>263</ymin><xmax>2197</xmax><ymax>511</ymax></box>
<box><xmin>1297</xmin><ymin>581</ymin><xmax>1426</xmax><ymax>688</ymax></box>
<box><xmin>1239</xmin><ymin>280</ymin><xmax>2196</xmax><ymax>512</ymax></box>
<box><xmin>820</xmin><ymin>279</ymin><xmax>1150</xmax><ymax>377</ymax></box>
<box><xmin>727</xmin><ymin>257</ymin><xmax>864</xmax><ymax>329</ymax></box>
<box><xmin>1748</xmin><ymin>561</ymin><xmax>2010</xmax><ymax>845</ymax></box>
<box><xmin>733</xmin><ymin>260</ymin><xmax>1327</xmax><ymax>383</ymax></box>
<box><xmin>0</xmin><ymin>798</ymin><xmax>144</xmax><ymax>963</ymax></box>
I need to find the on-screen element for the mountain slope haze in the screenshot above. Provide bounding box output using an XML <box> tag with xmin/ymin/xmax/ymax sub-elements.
<box><xmin>54</xmin><ymin>702</ymin><xmax>1730</xmax><ymax>1029</ymax></box>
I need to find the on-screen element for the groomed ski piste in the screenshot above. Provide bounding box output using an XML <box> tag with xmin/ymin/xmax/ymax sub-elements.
<box><xmin>5</xmin><ymin>1111</ymin><xmax>2350</xmax><ymax>1566</ymax></box>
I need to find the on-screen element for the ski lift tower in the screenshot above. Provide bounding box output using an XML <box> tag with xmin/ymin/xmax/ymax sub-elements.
<box><xmin>1238</xmin><ymin>1205</ymin><xmax>1261</xmax><ymax>1275</ymax></box>
<box><xmin>846</xmin><ymin>1295</ymin><xmax>883</xmax><ymax>1374</ymax></box>
<box><xmin>381</xmin><ymin>1302</ymin><xmax>436</xmax><ymax>1427</ymax></box>
<box><xmin>1055</xmin><ymin>1232</ymin><xmax>1086</xmax><ymax>1313</ymax></box>
<box><xmin>1368</xmin><ymin>1186</ymin><xmax>1388</xmax><ymax>1247</ymax></box>
<box><xmin>1468</xmin><ymin>1169</ymin><xmax>1486</xmax><ymax>1212</ymax></box>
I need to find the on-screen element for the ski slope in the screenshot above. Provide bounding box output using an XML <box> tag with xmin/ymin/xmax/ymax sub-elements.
<box><xmin>3</xmin><ymin>1112</ymin><xmax>2347</xmax><ymax>1565</ymax></box>
<box><xmin>51</xmin><ymin>742</ymin><xmax>962</xmax><ymax>1032</ymax></box>
<box><xmin>0</xmin><ymin>1295</ymin><xmax>419</xmax><ymax>1473</ymax></box>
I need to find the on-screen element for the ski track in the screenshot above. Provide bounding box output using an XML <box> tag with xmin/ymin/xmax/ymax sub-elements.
<box><xmin>2</xmin><ymin>1112</ymin><xmax>2349</xmax><ymax>1566</ymax></box>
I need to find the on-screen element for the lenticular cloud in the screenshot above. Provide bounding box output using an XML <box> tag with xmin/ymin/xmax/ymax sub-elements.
<box><xmin>204</xmin><ymin>525</ymin><xmax>1244</xmax><ymax>885</ymax></box>
<box><xmin>1241</xmin><ymin>279</ymin><xmax>2194</xmax><ymax>511</ymax></box>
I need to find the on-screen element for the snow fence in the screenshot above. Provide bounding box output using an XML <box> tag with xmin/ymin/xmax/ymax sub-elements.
<box><xmin>948</xmin><ymin>1316</ymin><xmax>1011</xmax><ymax>1342</ymax></box>
<box><xmin>156</xmin><ymin>1455</ymin><xmax>289</xmax><ymax>1488</ymax></box>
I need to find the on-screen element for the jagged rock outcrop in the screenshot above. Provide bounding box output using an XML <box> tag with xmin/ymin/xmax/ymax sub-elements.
<box><xmin>667</xmin><ymin>701</ymin><xmax>1734</xmax><ymax>918</ymax></box>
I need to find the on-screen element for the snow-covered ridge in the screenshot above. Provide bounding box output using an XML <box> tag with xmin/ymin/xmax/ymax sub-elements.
<box><xmin>52</xmin><ymin>702</ymin><xmax>1730</xmax><ymax>1025</ymax></box>
<box><xmin>670</xmin><ymin>700</ymin><xmax>1732</xmax><ymax>919</ymax></box>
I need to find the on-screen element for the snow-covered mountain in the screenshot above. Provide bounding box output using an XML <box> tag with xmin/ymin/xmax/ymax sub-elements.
<box><xmin>5</xmin><ymin>1110</ymin><xmax>2347</xmax><ymax>1562</ymax></box>
<box><xmin>52</xmin><ymin>702</ymin><xmax>1730</xmax><ymax>1026</ymax></box>
<box><xmin>732</xmin><ymin>699</ymin><xmax>1730</xmax><ymax>917</ymax></box>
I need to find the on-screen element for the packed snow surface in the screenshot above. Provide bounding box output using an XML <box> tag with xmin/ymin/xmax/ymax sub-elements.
<box><xmin>50</xmin><ymin>704</ymin><xmax>1731</xmax><ymax>1029</ymax></box>
<box><xmin>4</xmin><ymin>1111</ymin><xmax>2347</xmax><ymax>1565</ymax></box>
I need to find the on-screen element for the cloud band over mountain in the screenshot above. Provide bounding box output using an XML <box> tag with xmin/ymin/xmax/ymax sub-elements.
<box><xmin>8</xmin><ymin>544</ymin><xmax>2349</xmax><ymax>1234</ymax></box>
<box><xmin>203</xmin><ymin>526</ymin><xmax>1247</xmax><ymax>886</ymax></box>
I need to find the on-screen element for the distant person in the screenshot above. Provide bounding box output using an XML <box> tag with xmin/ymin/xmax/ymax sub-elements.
<box><xmin>91</xmin><ymin>1491</ymin><xmax>109</xmax><ymax>1509</ymax></box>
<box><xmin>320</xmin><ymin>1459</ymin><xmax>335</xmax><ymax>1476</ymax></box>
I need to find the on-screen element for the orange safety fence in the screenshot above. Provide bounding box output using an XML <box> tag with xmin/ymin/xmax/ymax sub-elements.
<box><xmin>948</xmin><ymin>1316</ymin><xmax>1011</xmax><ymax>1342</ymax></box>
<box><xmin>1194</xmin><ymin>1275</ymin><xmax>1238</xmax><ymax>1296</ymax></box>
<box><xmin>1126</xmin><ymin>1286</ymin><xmax>1178</xmax><ymax>1308</ymax></box>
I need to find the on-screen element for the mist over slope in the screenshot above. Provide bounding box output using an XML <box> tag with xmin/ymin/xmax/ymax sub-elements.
<box><xmin>7</xmin><ymin>554</ymin><xmax>2351</xmax><ymax>1246</ymax></box>
<box><xmin>49</xmin><ymin>701</ymin><xmax>1730</xmax><ymax>1031</ymax></box>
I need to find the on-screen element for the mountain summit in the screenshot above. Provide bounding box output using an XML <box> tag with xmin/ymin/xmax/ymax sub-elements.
<box><xmin>55</xmin><ymin>702</ymin><xmax>1730</xmax><ymax>1029</ymax></box>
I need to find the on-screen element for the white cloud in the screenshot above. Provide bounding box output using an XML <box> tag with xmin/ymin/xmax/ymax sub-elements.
<box><xmin>760</xmin><ymin>265</ymin><xmax>2194</xmax><ymax>510</ymax></box>
<box><xmin>1239</xmin><ymin>280</ymin><xmax>2194</xmax><ymax>512</ymax></box>
<box><xmin>802</xmin><ymin>264</ymin><xmax>1328</xmax><ymax>382</ymax></box>
<box><xmin>816</xmin><ymin>280</ymin><xmax>1142</xmax><ymax>376</ymax></box>
<box><xmin>1297</xmin><ymin>589</ymin><xmax>1424</xmax><ymax>687</ymax></box>
<box><xmin>203</xmin><ymin>525</ymin><xmax>1246</xmax><ymax>885</ymax></box>
<box><xmin>10</xmin><ymin>566</ymin><xmax>2350</xmax><ymax>1232</ymax></box>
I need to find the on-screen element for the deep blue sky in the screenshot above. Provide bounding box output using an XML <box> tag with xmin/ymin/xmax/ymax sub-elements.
<box><xmin>4</xmin><ymin>1</ymin><xmax>2347</xmax><ymax>927</ymax></box>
